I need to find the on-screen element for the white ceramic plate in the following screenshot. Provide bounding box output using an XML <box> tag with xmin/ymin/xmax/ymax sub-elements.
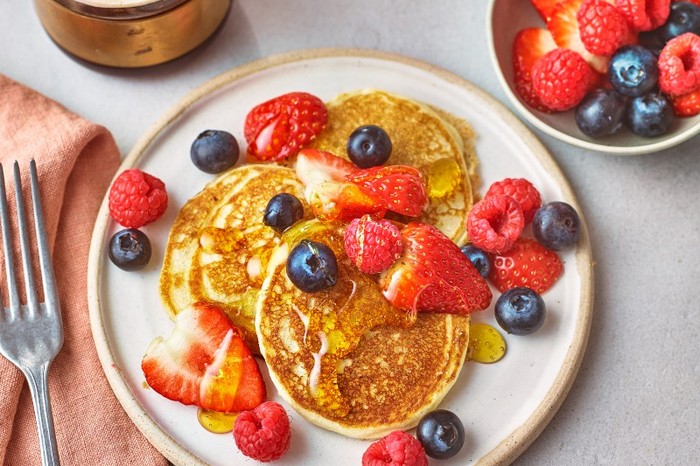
<box><xmin>88</xmin><ymin>49</ymin><xmax>593</xmax><ymax>465</ymax></box>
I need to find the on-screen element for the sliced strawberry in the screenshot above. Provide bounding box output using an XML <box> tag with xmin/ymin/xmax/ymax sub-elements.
<box><xmin>142</xmin><ymin>302</ymin><xmax>266</xmax><ymax>413</ymax></box>
<box><xmin>295</xmin><ymin>148</ymin><xmax>357</xmax><ymax>187</ymax></box>
<box><xmin>306</xmin><ymin>180</ymin><xmax>386</xmax><ymax>221</ymax></box>
<box><xmin>513</xmin><ymin>28</ymin><xmax>558</xmax><ymax>112</ymax></box>
<box><xmin>244</xmin><ymin>92</ymin><xmax>327</xmax><ymax>161</ymax></box>
<box><xmin>488</xmin><ymin>238</ymin><xmax>563</xmax><ymax>294</ymax></box>
<box><xmin>547</xmin><ymin>0</ymin><xmax>610</xmax><ymax>73</ymax></box>
<box><xmin>670</xmin><ymin>88</ymin><xmax>700</xmax><ymax>116</ymax></box>
<box><xmin>378</xmin><ymin>223</ymin><xmax>492</xmax><ymax>315</ymax></box>
<box><xmin>346</xmin><ymin>165</ymin><xmax>428</xmax><ymax>217</ymax></box>
<box><xmin>530</xmin><ymin>0</ymin><xmax>561</xmax><ymax>22</ymax></box>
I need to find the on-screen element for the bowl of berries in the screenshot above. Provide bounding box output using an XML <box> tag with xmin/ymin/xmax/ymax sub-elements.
<box><xmin>487</xmin><ymin>0</ymin><xmax>700</xmax><ymax>155</ymax></box>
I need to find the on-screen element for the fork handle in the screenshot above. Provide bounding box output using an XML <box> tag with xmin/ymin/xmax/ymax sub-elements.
<box><xmin>23</xmin><ymin>363</ymin><xmax>60</xmax><ymax>466</ymax></box>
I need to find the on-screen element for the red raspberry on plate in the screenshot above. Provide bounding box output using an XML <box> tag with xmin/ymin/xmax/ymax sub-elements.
<box><xmin>577</xmin><ymin>0</ymin><xmax>630</xmax><ymax>56</ymax></box>
<box><xmin>488</xmin><ymin>238</ymin><xmax>563</xmax><ymax>294</ymax></box>
<box><xmin>485</xmin><ymin>178</ymin><xmax>542</xmax><ymax>225</ymax></box>
<box><xmin>615</xmin><ymin>0</ymin><xmax>670</xmax><ymax>31</ymax></box>
<box><xmin>532</xmin><ymin>48</ymin><xmax>594</xmax><ymax>111</ymax></box>
<box><xmin>670</xmin><ymin>87</ymin><xmax>700</xmax><ymax>116</ymax></box>
<box><xmin>658</xmin><ymin>33</ymin><xmax>700</xmax><ymax>96</ymax></box>
<box><xmin>467</xmin><ymin>194</ymin><xmax>524</xmax><ymax>254</ymax></box>
<box><xmin>345</xmin><ymin>215</ymin><xmax>403</xmax><ymax>274</ymax></box>
<box><xmin>233</xmin><ymin>401</ymin><xmax>291</xmax><ymax>462</ymax></box>
<box><xmin>108</xmin><ymin>169</ymin><xmax>167</xmax><ymax>228</ymax></box>
<box><xmin>362</xmin><ymin>430</ymin><xmax>428</xmax><ymax>466</ymax></box>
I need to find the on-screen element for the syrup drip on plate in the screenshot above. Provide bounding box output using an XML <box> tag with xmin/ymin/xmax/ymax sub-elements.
<box><xmin>469</xmin><ymin>322</ymin><xmax>507</xmax><ymax>363</ymax></box>
<box><xmin>197</xmin><ymin>408</ymin><xmax>237</xmax><ymax>434</ymax></box>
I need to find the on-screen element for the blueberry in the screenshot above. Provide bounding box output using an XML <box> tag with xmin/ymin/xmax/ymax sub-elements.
<box><xmin>416</xmin><ymin>409</ymin><xmax>465</xmax><ymax>459</ymax></box>
<box><xmin>346</xmin><ymin>125</ymin><xmax>392</xmax><ymax>168</ymax></box>
<box><xmin>495</xmin><ymin>287</ymin><xmax>546</xmax><ymax>336</ymax></box>
<box><xmin>263</xmin><ymin>193</ymin><xmax>304</xmax><ymax>233</ymax></box>
<box><xmin>575</xmin><ymin>89</ymin><xmax>626</xmax><ymax>138</ymax></box>
<box><xmin>108</xmin><ymin>229</ymin><xmax>152</xmax><ymax>271</ymax></box>
<box><xmin>532</xmin><ymin>202</ymin><xmax>581</xmax><ymax>251</ymax></box>
<box><xmin>659</xmin><ymin>2</ymin><xmax>700</xmax><ymax>42</ymax></box>
<box><xmin>460</xmin><ymin>245</ymin><xmax>491</xmax><ymax>278</ymax></box>
<box><xmin>286</xmin><ymin>239</ymin><xmax>338</xmax><ymax>292</ymax></box>
<box><xmin>608</xmin><ymin>46</ymin><xmax>658</xmax><ymax>97</ymax></box>
<box><xmin>190</xmin><ymin>130</ymin><xmax>240</xmax><ymax>174</ymax></box>
<box><xmin>626</xmin><ymin>91</ymin><xmax>674</xmax><ymax>137</ymax></box>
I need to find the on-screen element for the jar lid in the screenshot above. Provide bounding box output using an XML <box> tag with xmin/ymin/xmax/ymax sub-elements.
<box><xmin>53</xmin><ymin>0</ymin><xmax>189</xmax><ymax>19</ymax></box>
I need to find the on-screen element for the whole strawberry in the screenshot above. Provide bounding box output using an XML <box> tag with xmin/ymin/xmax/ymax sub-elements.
<box><xmin>108</xmin><ymin>169</ymin><xmax>168</xmax><ymax>228</ymax></box>
<box><xmin>488</xmin><ymin>238</ymin><xmax>563</xmax><ymax>294</ymax></box>
<box><xmin>484</xmin><ymin>178</ymin><xmax>542</xmax><ymax>225</ymax></box>
<box><xmin>379</xmin><ymin>223</ymin><xmax>492</xmax><ymax>315</ymax></box>
<box><xmin>345</xmin><ymin>215</ymin><xmax>403</xmax><ymax>274</ymax></box>
<box><xmin>362</xmin><ymin>430</ymin><xmax>428</xmax><ymax>466</ymax></box>
<box><xmin>234</xmin><ymin>401</ymin><xmax>291</xmax><ymax>462</ymax></box>
<box><xmin>244</xmin><ymin>92</ymin><xmax>327</xmax><ymax>161</ymax></box>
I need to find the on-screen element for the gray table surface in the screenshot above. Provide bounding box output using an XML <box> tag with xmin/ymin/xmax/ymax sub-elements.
<box><xmin>2</xmin><ymin>1</ymin><xmax>699</xmax><ymax>464</ymax></box>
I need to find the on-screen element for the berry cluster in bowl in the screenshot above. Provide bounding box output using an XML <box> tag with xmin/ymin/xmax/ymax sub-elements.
<box><xmin>515</xmin><ymin>0</ymin><xmax>700</xmax><ymax>139</ymax></box>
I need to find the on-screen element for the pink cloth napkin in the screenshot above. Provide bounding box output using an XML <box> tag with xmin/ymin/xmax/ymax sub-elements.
<box><xmin>0</xmin><ymin>74</ymin><xmax>166</xmax><ymax>465</ymax></box>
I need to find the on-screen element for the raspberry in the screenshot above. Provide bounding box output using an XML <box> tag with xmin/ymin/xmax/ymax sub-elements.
<box><xmin>345</xmin><ymin>215</ymin><xmax>402</xmax><ymax>274</ymax></box>
<box><xmin>670</xmin><ymin>87</ymin><xmax>700</xmax><ymax>116</ymax></box>
<box><xmin>658</xmin><ymin>33</ymin><xmax>700</xmax><ymax>96</ymax></box>
<box><xmin>615</xmin><ymin>0</ymin><xmax>670</xmax><ymax>31</ymax></box>
<box><xmin>108</xmin><ymin>169</ymin><xmax>167</xmax><ymax>228</ymax></box>
<box><xmin>484</xmin><ymin>178</ymin><xmax>542</xmax><ymax>225</ymax></box>
<box><xmin>532</xmin><ymin>48</ymin><xmax>594</xmax><ymax>111</ymax></box>
<box><xmin>577</xmin><ymin>0</ymin><xmax>630</xmax><ymax>56</ymax></box>
<box><xmin>467</xmin><ymin>195</ymin><xmax>524</xmax><ymax>254</ymax></box>
<box><xmin>362</xmin><ymin>430</ymin><xmax>428</xmax><ymax>466</ymax></box>
<box><xmin>233</xmin><ymin>401</ymin><xmax>291</xmax><ymax>462</ymax></box>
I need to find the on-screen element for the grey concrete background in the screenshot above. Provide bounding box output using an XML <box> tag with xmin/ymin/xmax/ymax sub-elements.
<box><xmin>1</xmin><ymin>0</ymin><xmax>698</xmax><ymax>464</ymax></box>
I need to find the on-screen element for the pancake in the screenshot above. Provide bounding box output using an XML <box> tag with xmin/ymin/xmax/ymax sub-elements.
<box><xmin>256</xmin><ymin>220</ymin><xmax>470</xmax><ymax>439</ymax></box>
<box><xmin>159</xmin><ymin>164</ymin><xmax>308</xmax><ymax>350</ymax></box>
<box><xmin>309</xmin><ymin>89</ymin><xmax>479</xmax><ymax>245</ymax></box>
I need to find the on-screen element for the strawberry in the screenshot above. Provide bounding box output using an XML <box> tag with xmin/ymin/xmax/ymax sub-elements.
<box><xmin>513</xmin><ymin>28</ymin><xmax>557</xmax><ymax>112</ymax></box>
<box><xmin>488</xmin><ymin>238</ymin><xmax>563</xmax><ymax>294</ymax></box>
<box><xmin>295</xmin><ymin>148</ymin><xmax>356</xmax><ymax>188</ymax></box>
<box><xmin>530</xmin><ymin>0</ymin><xmax>561</xmax><ymax>22</ymax></box>
<box><xmin>547</xmin><ymin>0</ymin><xmax>611</xmax><ymax>73</ymax></box>
<box><xmin>346</xmin><ymin>165</ymin><xmax>428</xmax><ymax>217</ymax></box>
<box><xmin>378</xmin><ymin>223</ymin><xmax>492</xmax><ymax>315</ymax></box>
<box><xmin>141</xmin><ymin>302</ymin><xmax>266</xmax><ymax>413</ymax></box>
<box><xmin>670</xmin><ymin>87</ymin><xmax>700</xmax><ymax>116</ymax></box>
<box><xmin>244</xmin><ymin>92</ymin><xmax>327</xmax><ymax>161</ymax></box>
<box><xmin>306</xmin><ymin>180</ymin><xmax>386</xmax><ymax>221</ymax></box>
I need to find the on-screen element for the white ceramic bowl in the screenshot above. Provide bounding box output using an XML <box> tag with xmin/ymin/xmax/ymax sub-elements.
<box><xmin>486</xmin><ymin>0</ymin><xmax>700</xmax><ymax>155</ymax></box>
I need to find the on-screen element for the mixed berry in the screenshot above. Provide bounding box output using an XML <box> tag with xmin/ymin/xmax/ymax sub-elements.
<box><xmin>190</xmin><ymin>129</ymin><xmax>240</xmax><ymax>174</ymax></box>
<box><xmin>346</xmin><ymin>124</ymin><xmax>393</xmax><ymax>167</ymax></box>
<box><xmin>515</xmin><ymin>0</ymin><xmax>700</xmax><ymax>139</ymax></box>
<box><xmin>108</xmin><ymin>228</ymin><xmax>152</xmax><ymax>271</ymax></box>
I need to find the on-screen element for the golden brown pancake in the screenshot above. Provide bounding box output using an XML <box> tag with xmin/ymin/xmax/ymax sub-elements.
<box><xmin>159</xmin><ymin>164</ymin><xmax>308</xmax><ymax>351</ymax></box>
<box><xmin>255</xmin><ymin>220</ymin><xmax>470</xmax><ymax>438</ymax></box>
<box><xmin>309</xmin><ymin>89</ymin><xmax>478</xmax><ymax>244</ymax></box>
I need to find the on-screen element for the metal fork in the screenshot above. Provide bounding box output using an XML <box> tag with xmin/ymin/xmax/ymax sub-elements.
<box><xmin>0</xmin><ymin>160</ymin><xmax>63</xmax><ymax>466</ymax></box>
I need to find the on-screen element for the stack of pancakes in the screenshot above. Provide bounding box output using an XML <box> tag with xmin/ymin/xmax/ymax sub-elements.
<box><xmin>159</xmin><ymin>90</ymin><xmax>481</xmax><ymax>438</ymax></box>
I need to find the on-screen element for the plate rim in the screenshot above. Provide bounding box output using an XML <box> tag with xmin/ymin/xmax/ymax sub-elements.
<box><xmin>485</xmin><ymin>0</ymin><xmax>700</xmax><ymax>156</ymax></box>
<box><xmin>87</xmin><ymin>47</ymin><xmax>594</xmax><ymax>466</ymax></box>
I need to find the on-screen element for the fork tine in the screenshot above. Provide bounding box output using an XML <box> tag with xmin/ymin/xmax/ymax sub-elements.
<box><xmin>29</xmin><ymin>160</ymin><xmax>59</xmax><ymax>313</ymax></box>
<box><xmin>0</xmin><ymin>163</ymin><xmax>21</xmax><ymax>315</ymax></box>
<box><xmin>13</xmin><ymin>161</ymin><xmax>40</xmax><ymax>315</ymax></box>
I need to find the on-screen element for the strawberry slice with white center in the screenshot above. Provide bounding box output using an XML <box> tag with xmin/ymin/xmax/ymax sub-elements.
<box><xmin>141</xmin><ymin>302</ymin><xmax>266</xmax><ymax>413</ymax></box>
<box><xmin>295</xmin><ymin>148</ymin><xmax>356</xmax><ymax>187</ymax></box>
<box><xmin>513</xmin><ymin>28</ymin><xmax>557</xmax><ymax>111</ymax></box>
<box><xmin>547</xmin><ymin>0</ymin><xmax>610</xmax><ymax>73</ymax></box>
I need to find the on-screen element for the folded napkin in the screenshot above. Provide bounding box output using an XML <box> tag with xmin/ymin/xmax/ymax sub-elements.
<box><xmin>0</xmin><ymin>75</ymin><xmax>166</xmax><ymax>465</ymax></box>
